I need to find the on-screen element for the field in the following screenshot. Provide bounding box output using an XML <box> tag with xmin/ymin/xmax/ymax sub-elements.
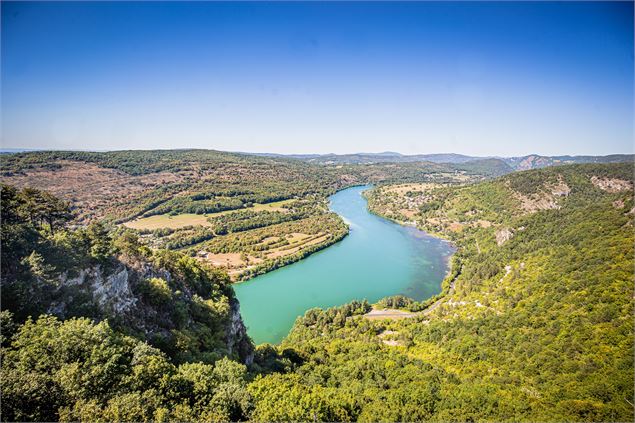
<box><xmin>123</xmin><ymin>199</ymin><xmax>296</xmax><ymax>230</ymax></box>
<box><xmin>204</xmin><ymin>231</ymin><xmax>330</xmax><ymax>278</ymax></box>
<box><xmin>190</xmin><ymin>213</ymin><xmax>348</xmax><ymax>280</ymax></box>
<box><xmin>124</xmin><ymin>213</ymin><xmax>214</xmax><ymax>230</ymax></box>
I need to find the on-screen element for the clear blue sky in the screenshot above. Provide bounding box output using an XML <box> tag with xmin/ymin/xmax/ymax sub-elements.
<box><xmin>1</xmin><ymin>1</ymin><xmax>633</xmax><ymax>156</ymax></box>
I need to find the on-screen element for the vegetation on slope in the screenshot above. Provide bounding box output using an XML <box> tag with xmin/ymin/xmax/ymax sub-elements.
<box><xmin>249</xmin><ymin>163</ymin><xmax>634</xmax><ymax>421</ymax></box>
<box><xmin>1</xmin><ymin>314</ymin><xmax>254</xmax><ymax>422</ymax></box>
<box><xmin>1</xmin><ymin>185</ymin><xmax>253</xmax><ymax>365</ymax></box>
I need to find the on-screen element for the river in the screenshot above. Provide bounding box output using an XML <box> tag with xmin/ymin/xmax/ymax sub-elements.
<box><xmin>233</xmin><ymin>185</ymin><xmax>455</xmax><ymax>344</ymax></box>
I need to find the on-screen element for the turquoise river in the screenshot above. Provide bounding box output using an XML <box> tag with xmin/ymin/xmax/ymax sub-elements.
<box><xmin>234</xmin><ymin>185</ymin><xmax>454</xmax><ymax>344</ymax></box>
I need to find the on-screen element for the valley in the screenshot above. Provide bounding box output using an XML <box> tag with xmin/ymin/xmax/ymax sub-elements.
<box><xmin>1</xmin><ymin>150</ymin><xmax>484</xmax><ymax>280</ymax></box>
<box><xmin>1</xmin><ymin>151</ymin><xmax>633</xmax><ymax>422</ymax></box>
<box><xmin>2</xmin><ymin>2</ymin><xmax>632</xmax><ymax>421</ymax></box>
<box><xmin>234</xmin><ymin>185</ymin><xmax>454</xmax><ymax>344</ymax></box>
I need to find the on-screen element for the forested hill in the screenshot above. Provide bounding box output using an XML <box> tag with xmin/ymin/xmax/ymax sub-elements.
<box><xmin>1</xmin><ymin>183</ymin><xmax>254</xmax><ymax>360</ymax></box>
<box><xmin>247</xmin><ymin>163</ymin><xmax>635</xmax><ymax>421</ymax></box>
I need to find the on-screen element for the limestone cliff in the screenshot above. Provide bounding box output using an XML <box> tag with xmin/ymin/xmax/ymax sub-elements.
<box><xmin>42</xmin><ymin>256</ymin><xmax>254</xmax><ymax>365</ymax></box>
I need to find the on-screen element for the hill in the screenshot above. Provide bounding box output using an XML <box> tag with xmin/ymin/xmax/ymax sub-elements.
<box><xmin>248</xmin><ymin>163</ymin><xmax>634</xmax><ymax>421</ymax></box>
<box><xmin>0</xmin><ymin>185</ymin><xmax>253</xmax><ymax>365</ymax></box>
<box><xmin>281</xmin><ymin>152</ymin><xmax>481</xmax><ymax>164</ymax></box>
<box><xmin>257</xmin><ymin>151</ymin><xmax>633</xmax><ymax>171</ymax></box>
<box><xmin>504</xmin><ymin>154</ymin><xmax>634</xmax><ymax>171</ymax></box>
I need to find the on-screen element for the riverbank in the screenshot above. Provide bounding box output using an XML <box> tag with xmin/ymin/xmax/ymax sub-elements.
<box><xmin>234</xmin><ymin>185</ymin><xmax>455</xmax><ymax>344</ymax></box>
<box><xmin>361</xmin><ymin>184</ymin><xmax>461</xmax><ymax>315</ymax></box>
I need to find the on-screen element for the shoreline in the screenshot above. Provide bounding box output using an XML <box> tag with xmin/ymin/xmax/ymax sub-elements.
<box><xmin>362</xmin><ymin>185</ymin><xmax>460</xmax><ymax>310</ymax></box>
<box><xmin>231</xmin><ymin>187</ymin><xmax>365</xmax><ymax>283</ymax></box>
<box><xmin>236</xmin><ymin>184</ymin><xmax>460</xmax><ymax>345</ymax></box>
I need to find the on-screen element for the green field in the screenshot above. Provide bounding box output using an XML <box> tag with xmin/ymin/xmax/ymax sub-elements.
<box><xmin>123</xmin><ymin>199</ymin><xmax>296</xmax><ymax>230</ymax></box>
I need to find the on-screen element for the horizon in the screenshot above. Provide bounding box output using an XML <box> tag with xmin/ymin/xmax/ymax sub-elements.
<box><xmin>1</xmin><ymin>1</ymin><xmax>634</xmax><ymax>155</ymax></box>
<box><xmin>1</xmin><ymin>146</ymin><xmax>633</xmax><ymax>159</ymax></box>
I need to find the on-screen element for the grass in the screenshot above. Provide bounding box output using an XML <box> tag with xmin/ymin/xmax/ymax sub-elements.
<box><xmin>123</xmin><ymin>199</ymin><xmax>296</xmax><ymax>230</ymax></box>
<box><xmin>123</xmin><ymin>214</ymin><xmax>213</xmax><ymax>230</ymax></box>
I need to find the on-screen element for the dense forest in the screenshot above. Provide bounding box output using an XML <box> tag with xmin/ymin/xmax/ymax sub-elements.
<box><xmin>1</xmin><ymin>155</ymin><xmax>633</xmax><ymax>421</ymax></box>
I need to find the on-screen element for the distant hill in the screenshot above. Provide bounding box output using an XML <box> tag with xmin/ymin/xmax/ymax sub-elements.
<box><xmin>452</xmin><ymin>158</ymin><xmax>514</xmax><ymax>176</ymax></box>
<box><xmin>252</xmin><ymin>151</ymin><xmax>633</xmax><ymax>170</ymax></box>
<box><xmin>503</xmin><ymin>154</ymin><xmax>634</xmax><ymax>171</ymax></box>
<box><xmin>278</xmin><ymin>152</ymin><xmax>481</xmax><ymax>164</ymax></box>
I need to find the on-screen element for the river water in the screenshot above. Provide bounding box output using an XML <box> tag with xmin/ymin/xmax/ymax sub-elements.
<box><xmin>234</xmin><ymin>185</ymin><xmax>454</xmax><ymax>344</ymax></box>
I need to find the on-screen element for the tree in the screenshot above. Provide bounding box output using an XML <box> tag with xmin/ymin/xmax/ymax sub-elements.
<box><xmin>21</xmin><ymin>251</ymin><xmax>55</xmax><ymax>281</ymax></box>
<box><xmin>87</xmin><ymin>222</ymin><xmax>114</xmax><ymax>262</ymax></box>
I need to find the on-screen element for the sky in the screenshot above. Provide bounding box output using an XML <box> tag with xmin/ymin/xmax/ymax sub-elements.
<box><xmin>1</xmin><ymin>1</ymin><xmax>633</xmax><ymax>156</ymax></box>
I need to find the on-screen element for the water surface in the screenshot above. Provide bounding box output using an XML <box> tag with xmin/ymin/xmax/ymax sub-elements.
<box><xmin>234</xmin><ymin>185</ymin><xmax>454</xmax><ymax>344</ymax></box>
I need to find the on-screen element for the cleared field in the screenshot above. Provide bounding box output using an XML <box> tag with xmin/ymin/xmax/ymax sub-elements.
<box><xmin>251</xmin><ymin>199</ymin><xmax>295</xmax><ymax>211</ymax></box>
<box><xmin>188</xmin><ymin>213</ymin><xmax>348</xmax><ymax>281</ymax></box>
<box><xmin>382</xmin><ymin>183</ymin><xmax>439</xmax><ymax>194</ymax></box>
<box><xmin>200</xmin><ymin>231</ymin><xmax>328</xmax><ymax>274</ymax></box>
<box><xmin>265</xmin><ymin>233</ymin><xmax>329</xmax><ymax>258</ymax></box>
<box><xmin>123</xmin><ymin>199</ymin><xmax>296</xmax><ymax>230</ymax></box>
<box><xmin>124</xmin><ymin>214</ymin><xmax>214</xmax><ymax>230</ymax></box>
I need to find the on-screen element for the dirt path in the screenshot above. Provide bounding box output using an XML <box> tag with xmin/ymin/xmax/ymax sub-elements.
<box><xmin>422</xmin><ymin>278</ymin><xmax>456</xmax><ymax>316</ymax></box>
<box><xmin>363</xmin><ymin>275</ymin><xmax>459</xmax><ymax>321</ymax></box>
<box><xmin>364</xmin><ymin>308</ymin><xmax>417</xmax><ymax>320</ymax></box>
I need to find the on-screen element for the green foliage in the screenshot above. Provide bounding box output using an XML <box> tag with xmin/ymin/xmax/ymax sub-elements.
<box><xmin>87</xmin><ymin>222</ymin><xmax>115</xmax><ymax>262</ymax></box>
<box><xmin>207</xmin><ymin>209</ymin><xmax>300</xmax><ymax>235</ymax></box>
<box><xmin>137</xmin><ymin>278</ymin><xmax>172</xmax><ymax>306</ymax></box>
<box><xmin>377</xmin><ymin>295</ymin><xmax>415</xmax><ymax>310</ymax></box>
<box><xmin>1</xmin><ymin>186</ymin><xmax>252</xmax><ymax>366</ymax></box>
<box><xmin>0</xmin><ymin>316</ymin><xmax>252</xmax><ymax>422</ymax></box>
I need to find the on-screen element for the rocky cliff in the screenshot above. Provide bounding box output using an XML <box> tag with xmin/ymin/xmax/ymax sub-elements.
<box><xmin>41</xmin><ymin>256</ymin><xmax>254</xmax><ymax>365</ymax></box>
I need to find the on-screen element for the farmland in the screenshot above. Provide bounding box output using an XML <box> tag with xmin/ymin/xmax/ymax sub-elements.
<box><xmin>1</xmin><ymin>150</ymin><xmax>494</xmax><ymax>280</ymax></box>
<box><xmin>124</xmin><ymin>199</ymin><xmax>296</xmax><ymax>230</ymax></box>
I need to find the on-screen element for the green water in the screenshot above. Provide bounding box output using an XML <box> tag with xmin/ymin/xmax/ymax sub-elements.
<box><xmin>234</xmin><ymin>185</ymin><xmax>454</xmax><ymax>345</ymax></box>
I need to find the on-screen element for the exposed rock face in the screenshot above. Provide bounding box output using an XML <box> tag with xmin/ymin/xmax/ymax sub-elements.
<box><xmin>549</xmin><ymin>179</ymin><xmax>571</xmax><ymax>197</ymax></box>
<box><xmin>91</xmin><ymin>267</ymin><xmax>136</xmax><ymax>314</ymax></box>
<box><xmin>513</xmin><ymin>191</ymin><xmax>560</xmax><ymax>213</ymax></box>
<box><xmin>590</xmin><ymin>176</ymin><xmax>633</xmax><ymax>193</ymax></box>
<box><xmin>227</xmin><ymin>298</ymin><xmax>254</xmax><ymax>365</ymax></box>
<box><xmin>52</xmin><ymin>265</ymin><xmax>137</xmax><ymax>316</ymax></box>
<box><xmin>496</xmin><ymin>228</ymin><xmax>514</xmax><ymax>246</ymax></box>
<box><xmin>512</xmin><ymin>176</ymin><xmax>570</xmax><ymax>214</ymax></box>
<box><xmin>515</xmin><ymin>155</ymin><xmax>553</xmax><ymax>171</ymax></box>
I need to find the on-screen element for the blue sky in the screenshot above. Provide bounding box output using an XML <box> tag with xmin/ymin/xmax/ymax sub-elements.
<box><xmin>1</xmin><ymin>1</ymin><xmax>633</xmax><ymax>156</ymax></box>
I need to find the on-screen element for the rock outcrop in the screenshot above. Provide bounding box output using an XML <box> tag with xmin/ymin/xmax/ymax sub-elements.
<box><xmin>496</xmin><ymin>228</ymin><xmax>514</xmax><ymax>246</ymax></box>
<box><xmin>45</xmin><ymin>257</ymin><xmax>254</xmax><ymax>364</ymax></box>
<box><xmin>590</xmin><ymin>176</ymin><xmax>633</xmax><ymax>193</ymax></box>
